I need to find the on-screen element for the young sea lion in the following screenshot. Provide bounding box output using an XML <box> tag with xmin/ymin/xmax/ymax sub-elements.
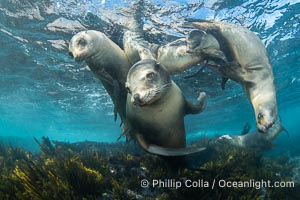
<box><xmin>126</xmin><ymin>59</ymin><xmax>207</xmax><ymax>156</ymax></box>
<box><xmin>122</xmin><ymin>4</ymin><xmax>204</xmax><ymax>74</ymax></box>
<box><xmin>69</xmin><ymin>30</ymin><xmax>131</xmax><ymax>127</ymax></box>
<box><xmin>184</xmin><ymin>20</ymin><xmax>278</xmax><ymax>133</ymax></box>
<box><xmin>216</xmin><ymin>120</ymin><xmax>288</xmax><ymax>151</ymax></box>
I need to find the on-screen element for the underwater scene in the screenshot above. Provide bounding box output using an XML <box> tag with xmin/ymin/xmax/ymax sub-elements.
<box><xmin>0</xmin><ymin>0</ymin><xmax>300</xmax><ymax>199</ymax></box>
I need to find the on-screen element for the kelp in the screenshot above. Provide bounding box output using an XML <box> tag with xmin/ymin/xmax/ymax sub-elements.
<box><xmin>0</xmin><ymin>137</ymin><xmax>298</xmax><ymax>199</ymax></box>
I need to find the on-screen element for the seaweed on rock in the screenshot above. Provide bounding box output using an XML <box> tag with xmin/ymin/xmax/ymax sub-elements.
<box><xmin>0</xmin><ymin>137</ymin><xmax>299</xmax><ymax>199</ymax></box>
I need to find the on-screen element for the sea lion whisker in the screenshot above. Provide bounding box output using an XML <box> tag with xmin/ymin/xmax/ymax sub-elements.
<box><xmin>159</xmin><ymin>83</ymin><xmax>171</xmax><ymax>91</ymax></box>
<box><xmin>142</xmin><ymin>90</ymin><xmax>155</xmax><ymax>103</ymax></box>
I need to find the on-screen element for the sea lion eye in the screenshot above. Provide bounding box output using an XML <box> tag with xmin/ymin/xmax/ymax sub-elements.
<box><xmin>146</xmin><ymin>72</ymin><xmax>155</xmax><ymax>80</ymax></box>
<box><xmin>78</xmin><ymin>38</ymin><xmax>87</xmax><ymax>46</ymax></box>
<box><xmin>258</xmin><ymin>113</ymin><xmax>263</xmax><ymax>120</ymax></box>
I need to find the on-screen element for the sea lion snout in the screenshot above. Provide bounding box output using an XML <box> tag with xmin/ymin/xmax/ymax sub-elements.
<box><xmin>256</xmin><ymin>105</ymin><xmax>277</xmax><ymax>133</ymax></box>
<box><xmin>132</xmin><ymin>93</ymin><xmax>141</xmax><ymax>106</ymax></box>
<box><xmin>131</xmin><ymin>93</ymin><xmax>146</xmax><ymax>106</ymax></box>
<box><xmin>68</xmin><ymin>51</ymin><xmax>74</xmax><ymax>59</ymax></box>
<box><xmin>186</xmin><ymin>30</ymin><xmax>207</xmax><ymax>53</ymax></box>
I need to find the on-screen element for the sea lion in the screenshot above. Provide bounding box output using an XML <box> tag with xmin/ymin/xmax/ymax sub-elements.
<box><xmin>125</xmin><ymin>59</ymin><xmax>207</xmax><ymax>156</ymax></box>
<box><xmin>69</xmin><ymin>30</ymin><xmax>131</xmax><ymax>127</ymax></box>
<box><xmin>155</xmin><ymin>38</ymin><xmax>204</xmax><ymax>74</ymax></box>
<box><xmin>122</xmin><ymin>0</ymin><xmax>157</xmax><ymax>65</ymax></box>
<box><xmin>122</xmin><ymin>4</ymin><xmax>205</xmax><ymax>74</ymax></box>
<box><xmin>184</xmin><ymin>19</ymin><xmax>278</xmax><ymax>133</ymax></box>
<box><xmin>216</xmin><ymin>120</ymin><xmax>289</xmax><ymax>151</ymax></box>
<box><xmin>123</xmin><ymin>31</ymin><xmax>208</xmax><ymax>74</ymax></box>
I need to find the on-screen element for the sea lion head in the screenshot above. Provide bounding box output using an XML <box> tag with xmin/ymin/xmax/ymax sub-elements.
<box><xmin>256</xmin><ymin>102</ymin><xmax>278</xmax><ymax>133</ymax></box>
<box><xmin>126</xmin><ymin>59</ymin><xmax>171</xmax><ymax>106</ymax></box>
<box><xmin>68</xmin><ymin>30</ymin><xmax>101</xmax><ymax>62</ymax></box>
<box><xmin>186</xmin><ymin>30</ymin><xmax>207</xmax><ymax>53</ymax></box>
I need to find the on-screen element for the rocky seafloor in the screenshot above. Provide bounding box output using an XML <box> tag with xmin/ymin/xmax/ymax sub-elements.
<box><xmin>0</xmin><ymin>137</ymin><xmax>299</xmax><ymax>200</ymax></box>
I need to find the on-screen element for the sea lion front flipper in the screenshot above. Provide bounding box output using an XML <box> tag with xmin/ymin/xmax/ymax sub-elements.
<box><xmin>219</xmin><ymin>61</ymin><xmax>244</xmax><ymax>82</ymax></box>
<box><xmin>185</xmin><ymin>92</ymin><xmax>206</xmax><ymax>115</ymax></box>
<box><xmin>113</xmin><ymin>80</ymin><xmax>120</xmax><ymax>122</ymax></box>
<box><xmin>200</xmin><ymin>48</ymin><xmax>227</xmax><ymax>64</ymax></box>
<box><xmin>240</xmin><ymin>122</ymin><xmax>251</xmax><ymax>135</ymax></box>
<box><xmin>221</xmin><ymin>77</ymin><xmax>229</xmax><ymax>90</ymax></box>
<box><xmin>279</xmin><ymin>116</ymin><xmax>289</xmax><ymax>137</ymax></box>
<box><xmin>183</xmin><ymin>65</ymin><xmax>206</xmax><ymax>79</ymax></box>
<box><xmin>118</xmin><ymin>122</ymin><xmax>132</xmax><ymax>141</ymax></box>
<box><xmin>97</xmin><ymin>70</ymin><xmax>122</xmax><ymax>122</ymax></box>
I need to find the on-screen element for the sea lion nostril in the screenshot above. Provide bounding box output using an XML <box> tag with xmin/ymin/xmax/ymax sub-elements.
<box><xmin>68</xmin><ymin>52</ymin><xmax>74</xmax><ymax>58</ymax></box>
<box><xmin>132</xmin><ymin>94</ymin><xmax>140</xmax><ymax>105</ymax></box>
<box><xmin>133</xmin><ymin>94</ymin><xmax>140</xmax><ymax>102</ymax></box>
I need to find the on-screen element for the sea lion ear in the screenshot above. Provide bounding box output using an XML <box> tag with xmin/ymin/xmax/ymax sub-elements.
<box><xmin>155</xmin><ymin>62</ymin><xmax>161</xmax><ymax>69</ymax></box>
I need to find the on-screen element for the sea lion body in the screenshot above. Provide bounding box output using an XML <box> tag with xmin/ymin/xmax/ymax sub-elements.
<box><xmin>156</xmin><ymin>39</ymin><xmax>204</xmax><ymax>74</ymax></box>
<box><xmin>123</xmin><ymin>28</ymin><xmax>204</xmax><ymax>74</ymax></box>
<box><xmin>127</xmin><ymin>81</ymin><xmax>186</xmax><ymax>148</ymax></box>
<box><xmin>217</xmin><ymin>120</ymin><xmax>288</xmax><ymax>151</ymax></box>
<box><xmin>186</xmin><ymin>20</ymin><xmax>278</xmax><ymax>132</ymax></box>
<box><xmin>69</xmin><ymin>30</ymin><xmax>131</xmax><ymax>125</ymax></box>
<box><xmin>126</xmin><ymin>59</ymin><xmax>206</xmax><ymax>155</ymax></box>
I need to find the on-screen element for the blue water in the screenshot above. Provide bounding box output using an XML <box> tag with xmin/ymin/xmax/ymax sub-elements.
<box><xmin>0</xmin><ymin>0</ymin><xmax>299</xmax><ymax>153</ymax></box>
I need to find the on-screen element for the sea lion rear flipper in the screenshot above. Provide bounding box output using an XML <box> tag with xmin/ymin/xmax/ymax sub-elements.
<box><xmin>148</xmin><ymin>145</ymin><xmax>206</xmax><ymax>157</ymax></box>
<box><xmin>136</xmin><ymin>133</ymin><xmax>150</xmax><ymax>151</ymax></box>
<box><xmin>185</xmin><ymin>92</ymin><xmax>206</xmax><ymax>115</ymax></box>
<box><xmin>136</xmin><ymin>134</ymin><xmax>206</xmax><ymax>156</ymax></box>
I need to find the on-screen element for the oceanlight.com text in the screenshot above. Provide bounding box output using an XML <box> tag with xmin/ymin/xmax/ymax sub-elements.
<box><xmin>140</xmin><ymin>179</ymin><xmax>295</xmax><ymax>190</ymax></box>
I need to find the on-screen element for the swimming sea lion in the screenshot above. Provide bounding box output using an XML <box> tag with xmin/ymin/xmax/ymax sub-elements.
<box><xmin>155</xmin><ymin>38</ymin><xmax>204</xmax><ymax>74</ymax></box>
<box><xmin>184</xmin><ymin>19</ymin><xmax>278</xmax><ymax>133</ymax></box>
<box><xmin>123</xmin><ymin>32</ymin><xmax>208</xmax><ymax>75</ymax></box>
<box><xmin>122</xmin><ymin>4</ymin><xmax>205</xmax><ymax>74</ymax></box>
<box><xmin>69</xmin><ymin>30</ymin><xmax>131</xmax><ymax>127</ymax></box>
<box><xmin>216</xmin><ymin>120</ymin><xmax>288</xmax><ymax>151</ymax></box>
<box><xmin>125</xmin><ymin>59</ymin><xmax>207</xmax><ymax>156</ymax></box>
